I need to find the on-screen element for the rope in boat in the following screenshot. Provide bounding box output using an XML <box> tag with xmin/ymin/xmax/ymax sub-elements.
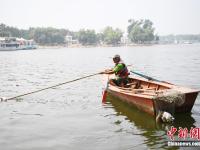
<box><xmin>1</xmin><ymin>72</ymin><xmax>101</xmax><ymax>102</ymax></box>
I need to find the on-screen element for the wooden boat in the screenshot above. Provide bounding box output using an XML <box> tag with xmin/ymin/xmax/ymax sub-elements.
<box><xmin>106</xmin><ymin>75</ymin><xmax>199</xmax><ymax>118</ymax></box>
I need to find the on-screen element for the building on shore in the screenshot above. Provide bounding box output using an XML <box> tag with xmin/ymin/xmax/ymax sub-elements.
<box><xmin>65</xmin><ymin>35</ymin><xmax>79</xmax><ymax>47</ymax></box>
<box><xmin>120</xmin><ymin>35</ymin><xmax>131</xmax><ymax>46</ymax></box>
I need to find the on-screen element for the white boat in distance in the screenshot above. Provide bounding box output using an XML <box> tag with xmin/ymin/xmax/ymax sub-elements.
<box><xmin>0</xmin><ymin>37</ymin><xmax>37</xmax><ymax>51</ymax></box>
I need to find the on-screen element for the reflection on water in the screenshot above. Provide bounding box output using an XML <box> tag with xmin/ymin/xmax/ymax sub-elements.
<box><xmin>106</xmin><ymin>94</ymin><xmax>157</xmax><ymax>129</ymax></box>
<box><xmin>173</xmin><ymin>114</ymin><xmax>196</xmax><ymax>129</ymax></box>
<box><xmin>106</xmin><ymin>93</ymin><xmax>196</xmax><ymax>149</ymax></box>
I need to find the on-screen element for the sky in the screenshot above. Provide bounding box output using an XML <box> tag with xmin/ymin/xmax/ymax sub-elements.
<box><xmin>1</xmin><ymin>0</ymin><xmax>200</xmax><ymax>35</ymax></box>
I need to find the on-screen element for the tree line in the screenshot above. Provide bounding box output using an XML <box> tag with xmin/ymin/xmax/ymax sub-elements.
<box><xmin>1</xmin><ymin>19</ymin><xmax>199</xmax><ymax>46</ymax></box>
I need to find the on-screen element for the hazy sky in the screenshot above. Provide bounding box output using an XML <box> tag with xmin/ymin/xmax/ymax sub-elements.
<box><xmin>1</xmin><ymin>0</ymin><xmax>200</xmax><ymax>35</ymax></box>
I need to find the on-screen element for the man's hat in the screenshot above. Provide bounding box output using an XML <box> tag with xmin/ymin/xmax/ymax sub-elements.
<box><xmin>113</xmin><ymin>54</ymin><xmax>120</xmax><ymax>59</ymax></box>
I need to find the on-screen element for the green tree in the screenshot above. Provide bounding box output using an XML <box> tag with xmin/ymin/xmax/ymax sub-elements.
<box><xmin>77</xmin><ymin>29</ymin><xmax>98</xmax><ymax>45</ymax></box>
<box><xmin>0</xmin><ymin>24</ymin><xmax>11</xmax><ymax>37</ymax></box>
<box><xmin>102</xmin><ymin>27</ymin><xmax>123</xmax><ymax>45</ymax></box>
<box><xmin>29</xmin><ymin>27</ymin><xmax>66</xmax><ymax>45</ymax></box>
<box><xmin>96</xmin><ymin>33</ymin><xmax>104</xmax><ymax>44</ymax></box>
<box><xmin>127</xmin><ymin>19</ymin><xmax>155</xmax><ymax>44</ymax></box>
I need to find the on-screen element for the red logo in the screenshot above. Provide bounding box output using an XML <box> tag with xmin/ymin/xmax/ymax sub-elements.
<box><xmin>167</xmin><ymin>126</ymin><xmax>200</xmax><ymax>141</ymax></box>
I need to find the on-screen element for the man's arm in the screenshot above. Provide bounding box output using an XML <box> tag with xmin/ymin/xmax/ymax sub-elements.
<box><xmin>100</xmin><ymin>64</ymin><xmax>124</xmax><ymax>74</ymax></box>
<box><xmin>100</xmin><ymin>69</ymin><xmax>114</xmax><ymax>74</ymax></box>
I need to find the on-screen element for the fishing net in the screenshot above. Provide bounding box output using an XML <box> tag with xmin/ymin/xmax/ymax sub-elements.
<box><xmin>154</xmin><ymin>90</ymin><xmax>185</xmax><ymax>106</ymax></box>
<box><xmin>153</xmin><ymin>90</ymin><xmax>186</xmax><ymax>117</ymax></box>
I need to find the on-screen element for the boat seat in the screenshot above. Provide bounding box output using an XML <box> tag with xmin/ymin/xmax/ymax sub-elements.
<box><xmin>126</xmin><ymin>82</ymin><xmax>137</xmax><ymax>86</ymax></box>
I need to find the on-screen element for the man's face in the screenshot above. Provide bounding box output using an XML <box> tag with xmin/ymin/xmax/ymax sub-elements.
<box><xmin>113</xmin><ymin>58</ymin><xmax>120</xmax><ymax>64</ymax></box>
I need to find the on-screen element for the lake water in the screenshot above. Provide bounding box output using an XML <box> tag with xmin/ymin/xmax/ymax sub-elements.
<box><xmin>0</xmin><ymin>44</ymin><xmax>200</xmax><ymax>150</ymax></box>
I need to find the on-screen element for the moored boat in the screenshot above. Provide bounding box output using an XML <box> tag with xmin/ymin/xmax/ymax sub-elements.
<box><xmin>0</xmin><ymin>37</ymin><xmax>37</xmax><ymax>51</ymax></box>
<box><xmin>106</xmin><ymin>75</ymin><xmax>199</xmax><ymax>118</ymax></box>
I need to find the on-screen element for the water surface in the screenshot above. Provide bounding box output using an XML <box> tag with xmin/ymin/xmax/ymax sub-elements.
<box><xmin>0</xmin><ymin>44</ymin><xmax>200</xmax><ymax>149</ymax></box>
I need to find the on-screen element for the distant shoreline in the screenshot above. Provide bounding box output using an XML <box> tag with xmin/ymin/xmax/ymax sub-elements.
<box><xmin>38</xmin><ymin>43</ymin><xmax>199</xmax><ymax>49</ymax></box>
<box><xmin>38</xmin><ymin>43</ymin><xmax>157</xmax><ymax>49</ymax></box>
<box><xmin>38</xmin><ymin>45</ymin><xmax>151</xmax><ymax>49</ymax></box>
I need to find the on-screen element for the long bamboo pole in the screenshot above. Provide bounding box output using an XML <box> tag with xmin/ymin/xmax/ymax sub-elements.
<box><xmin>1</xmin><ymin>72</ymin><xmax>100</xmax><ymax>102</ymax></box>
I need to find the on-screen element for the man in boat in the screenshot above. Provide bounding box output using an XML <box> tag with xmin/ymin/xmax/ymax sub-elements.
<box><xmin>101</xmin><ymin>54</ymin><xmax>130</xmax><ymax>87</ymax></box>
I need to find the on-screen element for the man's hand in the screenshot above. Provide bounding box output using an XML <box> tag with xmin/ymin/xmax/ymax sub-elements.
<box><xmin>100</xmin><ymin>69</ymin><xmax>114</xmax><ymax>74</ymax></box>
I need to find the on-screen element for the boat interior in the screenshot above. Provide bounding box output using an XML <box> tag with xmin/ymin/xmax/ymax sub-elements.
<box><xmin>110</xmin><ymin>77</ymin><xmax>172</xmax><ymax>96</ymax></box>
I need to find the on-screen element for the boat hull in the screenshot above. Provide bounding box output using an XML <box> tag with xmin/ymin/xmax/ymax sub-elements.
<box><xmin>173</xmin><ymin>92</ymin><xmax>198</xmax><ymax>113</ymax></box>
<box><xmin>106</xmin><ymin>76</ymin><xmax>199</xmax><ymax>117</ymax></box>
<box><xmin>107</xmin><ymin>89</ymin><xmax>155</xmax><ymax>116</ymax></box>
